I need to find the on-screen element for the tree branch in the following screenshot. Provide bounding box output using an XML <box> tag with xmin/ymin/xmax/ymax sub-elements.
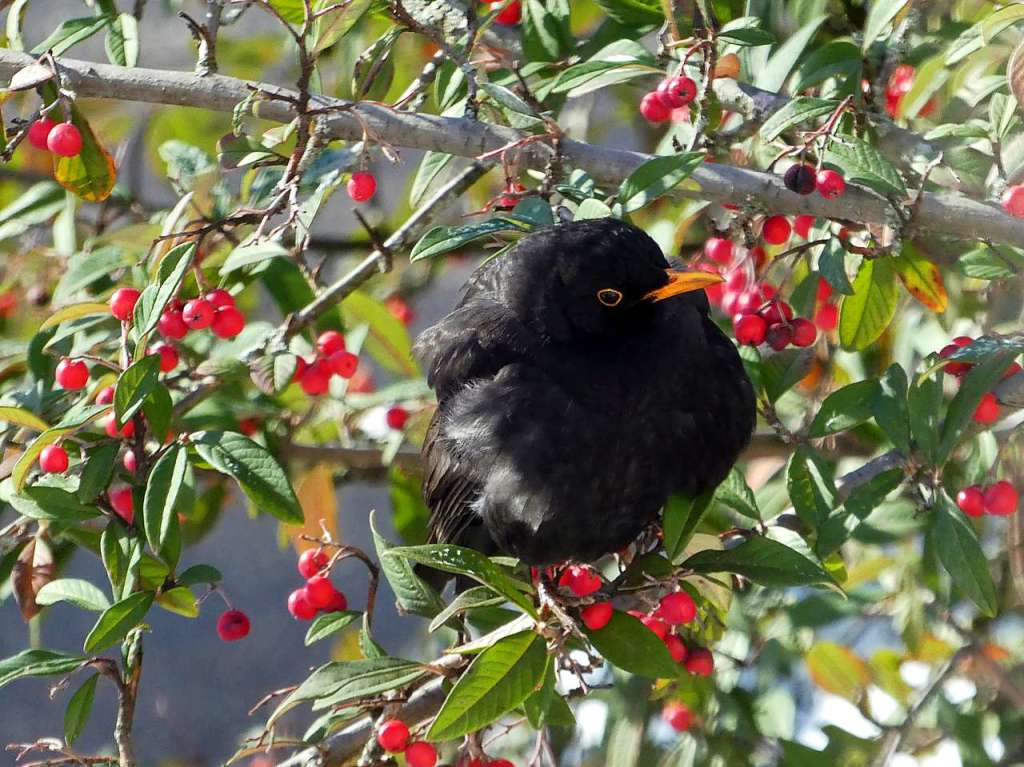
<box><xmin>3</xmin><ymin>51</ymin><xmax>1024</xmax><ymax>247</ymax></box>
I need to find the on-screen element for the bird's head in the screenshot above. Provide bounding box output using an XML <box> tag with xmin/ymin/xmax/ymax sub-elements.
<box><xmin>494</xmin><ymin>218</ymin><xmax>723</xmax><ymax>341</ymax></box>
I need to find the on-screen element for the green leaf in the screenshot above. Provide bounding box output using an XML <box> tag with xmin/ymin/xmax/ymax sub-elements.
<box><xmin>352</xmin><ymin>28</ymin><xmax>401</xmax><ymax>101</ymax></box>
<box><xmin>428</xmin><ymin>587</ymin><xmax>504</xmax><ymax>633</ymax></box>
<box><xmin>718</xmin><ymin>22</ymin><xmax>775</xmax><ymax>46</ymax></box>
<box><xmin>523</xmin><ymin>655</ymin><xmax>575</xmax><ymax>729</ymax></box>
<box><xmin>105</xmin><ymin>12</ymin><xmax>139</xmax><ymax>67</ymax></box>
<box><xmin>683</xmin><ymin>536</ymin><xmax>835</xmax><ymax>588</ymax></box>
<box><xmin>863</xmin><ymin>0</ymin><xmax>910</xmax><ymax>50</ymax></box>
<box><xmin>817</xmin><ymin>469</ymin><xmax>904</xmax><ymax>557</ymax></box>
<box><xmin>908</xmin><ymin>371</ymin><xmax>943</xmax><ymax>464</ymax></box>
<box><xmin>31</xmin><ymin>16</ymin><xmax>111</xmax><ymax>56</ymax></box>
<box><xmin>39</xmin><ymin>301</ymin><xmax>110</xmax><ymax>331</ymax></box>
<box><xmin>805</xmin><ymin>642</ymin><xmax>870</xmax><ymax>701</ymax></box>
<box><xmin>133</xmin><ymin>242</ymin><xmax>194</xmax><ymax>338</ymax></box>
<box><xmin>0</xmin><ymin>406</ymin><xmax>50</xmax><ymax>432</ymax></box>
<box><xmin>193</xmin><ymin>431</ymin><xmax>303</xmax><ymax>523</ymax></box>
<box><xmin>714</xmin><ymin>467</ymin><xmax>761</xmax><ymax>520</ymax></box>
<box><xmin>755</xmin><ymin>14</ymin><xmax>826</xmax><ymax>92</ymax></box>
<box><xmin>78</xmin><ymin>443</ymin><xmax>119</xmax><ymax>503</ymax></box>
<box><xmin>100</xmin><ymin>522</ymin><xmax>138</xmax><ymax>599</ymax></box>
<box><xmin>838</xmin><ymin>258</ymin><xmax>898</xmax><ymax>351</ymax></box>
<box><xmin>0</xmin><ymin>181</ymin><xmax>65</xmax><ymax>241</ymax></box>
<box><xmin>410</xmin><ymin>219</ymin><xmax>523</xmax><ymax>262</ymax></box>
<box><xmin>761</xmin><ymin>348</ymin><xmax>815</xmax><ymax>402</ymax></box>
<box><xmin>522</xmin><ymin>0</ymin><xmax>571</xmax><ymax>62</ymax></box>
<box><xmin>83</xmin><ymin>591</ymin><xmax>154</xmax><ymax>652</ymax></box>
<box><xmin>937</xmin><ymin>349</ymin><xmax>1018</xmax><ymax>464</ymax></box>
<box><xmin>787</xmin><ymin>448</ymin><xmax>836</xmax><ymax>529</ymax></box>
<box><xmin>932</xmin><ymin>491</ymin><xmax>997</xmax><ymax>617</ymax></box>
<box><xmin>616</xmin><ymin>153</ymin><xmax>704</xmax><ymax>213</ymax></box>
<box><xmin>114</xmin><ymin>354</ymin><xmax>161</xmax><ymax>427</ymax></box>
<box><xmin>142</xmin><ymin>384</ymin><xmax>173</xmax><ymax>445</ymax></box>
<box><xmin>793</xmin><ymin>40</ymin><xmax>861</xmax><ymax>92</ymax></box>
<box><xmin>305</xmin><ymin>611</ymin><xmax>360</xmax><ymax>645</ymax></box>
<box><xmin>410</xmin><ymin>152</ymin><xmax>454</xmax><ymax>207</ymax></box>
<box><xmin>143</xmin><ymin>446</ymin><xmax>189</xmax><ymax>558</ymax></box>
<box><xmin>662</xmin><ymin>490</ymin><xmax>713</xmax><ymax>561</ymax></box>
<box><xmin>312</xmin><ymin>0</ymin><xmax>372</xmax><ymax>54</ymax></box>
<box><xmin>220</xmin><ymin>239</ymin><xmax>289</xmax><ymax>274</ymax></box>
<box><xmin>63</xmin><ymin>673</ymin><xmax>98</xmax><ymax>747</ymax></box>
<box><xmin>384</xmin><ymin>544</ymin><xmax>535</xmax><ymax>615</ymax></box>
<box><xmin>341</xmin><ymin>290</ymin><xmax>419</xmax><ymax>377</ymax></box>
<box><xmin>817</xmin><ymin>238</ymin><xmax>854</xmax><ymax>295</ymax></box>
<box><xmin>35</xmin><ymin>578</ymin><xmax>110</xmax><ymax>612</ymax></box>
<box><xmin>872</xmin><ymin>365</ymin><xmax>911</xmax><ymax>455</ymax></box>
<box><xmin>371</xmin><ymin>512</ymin><xmax>445</xmax><ymax>618</ymax></box>
<box><xmin>0</xmin><ymin>650</ymin><xmax>85</xmax><ymax>689</ymax></box>
<box><xmin>592</xmin><ymin>0</ymin><xmax>662</xmax><ymax>25</ymax></box>
<box><xmin>760</xmin><ymin>98</ymin><xmax>838</xmax><ymax>142</ymax></box>
<box><xmin>9</xmin><ymin>486</ymin><xmax>101</xmax><ymax>523</ymax></box>
<box><xmin>585</xmin><ymin>610</ymin><xmax>680</xmax><ymax>679</ymax></box>
<box><xmin>810</xmin><ymin>380</ymin><xmax>880</xmax><ymax>436</ymax></box>
<box><xmin>550</xmin><ymin>59</ymin><xmax>656</xmax><ymax>97</ymax></box>
<box><xmin>428</xmin><ymin>631</ymin><xmax>547</xmax><ymax>741</ymax></box>
<box><xmin>155</xmin><ymin>586</ymin><xmax>197</xmax><ymax>617</ymax></box>
<box><xmin>958</xmin><ymin>245</ymin><xmax>1024</xmax><ymax>280</ymax></box>
<box><xmin>176</xmin><ymin>564</ymin><xmax>223</xmax><ymax>587</ymax></box>
<box><xmin>825</xmin><ymin>137</ymin><xmax>907</xmax><ymax>198</ymax></box>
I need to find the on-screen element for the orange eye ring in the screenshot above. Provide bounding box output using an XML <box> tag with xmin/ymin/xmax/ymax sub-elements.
<box><xmin>597</xmin><ymin>288</ymin><xmax>623</xmax><ymax>307</ymax></box>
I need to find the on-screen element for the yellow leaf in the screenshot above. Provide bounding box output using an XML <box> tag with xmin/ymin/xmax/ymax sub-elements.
<box><xmin>893</xmin><ymin>244</ymin><xmax>948</xmax><ymax>313</ymax></box>
<box><xmin>39</xmin><ymin>301</ymin><xmax>110</xmax><ymax>331</ymax></box>
<box><xmin>805</xmin><ymin>642</ymin><xmax>870</xmax><ymax>701</ymax></box>
<box><xmin>52</xmin><ymin>109</ymin><xmax>117</xmax><ymax>202</ymax></box>
<box><xmin>282</xmin><ymin>463</ymin><xmax>339</xmax><ymax>554</ymax></box>
<box><xmin>0</xmin><ymin>406</ymin><xmax>50</xmax><ymax>432</ymax></box>
<box><xmin>868</xmin><ymin>649</ymin><xmax>912</xmax><ymax>705</ymax></box>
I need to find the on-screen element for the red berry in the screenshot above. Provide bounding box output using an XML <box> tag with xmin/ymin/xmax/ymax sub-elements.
<box><xmin>759</xmin><ymin>301</ymin><xmax>794</xmax><ymax>325</ymax></box>
<box><xmin>182</xmin><ymin>299</ymin><xmax>215</xmax><ymax>330</ymax></box>
<box><xmin>123</xmin><ymin>449</ymin><xmax>137</xmax><ymax>473</ymax></box>
<box><xmin>299</xmin><ymin>363</ymin><xmax>331</xmax><ymax>396</ymax></box>
<box><xmin>287</xmin><ymin>588</ymin><xmax>316</xmax><ymax>620</ymax></box>
<box><xmin>298</xmin><ymin>548</ymin><xmax>328</xmax><ymax>579</ymax></box>
<box><xmin>1002</xmin><ymin>361</ymin><xmax>1022</xmax><ymax>380</ymax></box>
<box><xmin>326</xmin><ymin>589</ymin><xmax>348</xmax><ymax>612</ymax></box>
<box><xmin>152</xmin><ymin>343</ymin><xmax>179</xmax><ymax>373</ymax></box>
<box><xmin>293</xmin><ymin>356</ymin><xmax>310</xmax><ymax>382</ymax></box>
<box><xmin>938</xmin><ymin>344</ymin><xmax>972</xmax><ymax>376</ymax></box>
<box><xmin>55</xmin><ymin>358</ymin><xmax>89</xmax><ymax>390</ymax></box>
<box><xmin>956</xmin><ymin>486</ymin><xmax>985</xmax><ymax>518</ymax></box>
<box><xmin>580</xmin><ymin>602</ymin><xmax>613</xmax><ymax>630</ymax></box>
<box><xmin>656</xmin><ymin>76</ymin><xmax>697</xmax><ymax>108</ymax></box>
<box><xmin>1002</xmin><ymin>185</ymin><xmax>1024</xmax><ymax>218</ymax></box>
<box><xmin>47</xmin><ymin>123</ymin><xmax>83</xmax><ymax>157</ymax></box>
<box><xmin>984</xmin><ymin>481</ymin><xmax>1018</xmax><ymax>516</ymax></box>
<box><xmin>347</xmin><ymin>171</ymin><xmax>377</xmax><ymax>202</ymax></box>
<box><xmin>640</xmin><ymin>91</ymin><xmax>671</xmax><ymax>123</ymax></box>
<box><xmin>749</xmin><ymin>245</ymin><xmax>767</xmax><ymax>270</ymax></box>
<box><xmin>492</xmin><ymin>0</ymin><xmax>521</xmax><ymax>24</ymax></box>
<box><xmin>304</xmin><ymin>575</ymin><xmax>336</xmax><ymax>609</ymax></box>
<box><xmin>239</xmin><ymin>417</ymin><xmax>259</xmax><ymax>436</ymax></box>
<box><xmin>96</xmin><ymin>385</ymin><xmax>115</xmax><ymax>405</ymax></box>
<box><xmin>559</xmin><ymin>565</ymin><xmax>602</xmax><ymax>597</ymax></box>
<box><xmin>329</xmin><ymin>350</ymin><xmax>359</xmax><ymax>379</ymax></box>
<box><xmin>684</xmin><ymin>647</ymin><xmax>714</xmax><ymax>676</ymax></box>
<box><xmin>109</xmin><ymin>288</ymin><xmax>140</xmax><ymax>322</ymax></box>
<box><xmin>386</xmin><ymin>405</ymin><xmax>409</xmax><ymax>430</ymax></box>
<box><xmin>704</xmin><ymin>237</ymin><xmax>734</xmax><ymax>265</ymax></box>
<box><xmin>217</xmin><ymin>609</ymin><xmax>251</xmax><ymax>641</ymax></box>
<box><xmin>110</xmin><ymin>487</ymin><xmax>134</xmax><ymax>524</ymax></box>
<box><xmin>816</xmin><ymin>169</ymin><xmax>845</xmax><ymax>199</ymax></box>
<box><xmin>104</xmin><ymin>413</ymin><xmax>135</xmax><ymax>439</ymax></box>
<box><xmin>662</xmin><ymin>702</ymin><xmax>692</xmax><ymax>732</ymax></box>
<box><xmin>762</xmin><ymin>215</ymin><xmax>791</xmax><ymax>245</ymax></box>
<box><xmin>734</xmin><ymin>313</ymin><xmax>767</xmax><ymax>346</ymax></box>
<box><xmin>973</xmin><ymin>392</ymin><xmax>1000</xmax><ymax>424</ymax></box>
<box><xmin>627</xmin><ymin>610</ymin><xmax>668</xmax><ymax>640</ymax></box>
<box><xmin>205</xmin><ymin>289</ymin><xmax>235</xmax><ymax>309</ymax></box>
<box><xmin>656</xmin><ymin>591</ymin><xmax>697</xmax><ymax>625</ymax></box>
<box><xmin>158</xmin><ymin>309</ymin><xmax>189</xmax><ymax>340</ymax></box>
<box><xmin>793</xmin><ymin>215</ymin><xmax>815</xmax><ymax>239</ymax></box>
<box><xmin>783</xmin><ymin>164</ymin><xmax>816</xmax><ymax>195</ymax></box>
<box><xmin>39</xmin><ymin>444</ymin><xmax>69</xmax><ymax>473</ymax></box>
<box><xmin>349</xmin><ymin>368</ymin><xmax>376</xmax><ymax>393</ymax></box>
<box><xmin>664</xmin><ymin>635</ymin><xmax>688</xmax><ymax>663</ymax></box>
<box><xmin>376</xmin><ymin>719</ymin><xmax>410</xmax><ymax>753</ymax></box>
<box><xmin>734</xmin><ymin>289</ymin><xmax>764</xmax><ymax>315</ymax></box>
<box><xmin>211</xmin><ymin>306</ymin><xmax>246</xmax><ymax>338</ymax></box>
<box><xmin>27</xmin><ymin>118</ymin><xmax>56</xmax><ymax>150</ymax></box>
<box><xmin>488</xmin><ymin>761</ymin><xmax>515</xmax><ymax>767</ymax></box>
<box><xmin>815</xmin><ymin>304</ymin><xmax>838</xmax><ymax>331</ymax></box>
<box><xmin>816</xmin><ymin>278</ymin><xmax>833</xmax><ymax>303</ymax></box>
<box><xmin>317</xmin><ymin>330</ymin><xmax>346</xmax><ymax>357</ymax></box>
<box><xmin>405</xmin><ymin>741</ymin><xmax>438</xmax><ymax>767</ymax></box>
<box><xmin>790</xmin><ymin>318</ymin><xmax>818</xmax><ymax>347</ymax></box>
<box><xmin>766</xmin><ymin>324</ymin><xmax>793</xmax><ymax>351</ymax></box>
<box><xmin>386</xmin><ymin>296</ymin><xmax>414</xmax><ymax>325</ymax></box>
<box><xmin>724</xmin><ymin>269</ymin><xmax>748</xmax><ymax>293</ymax></box>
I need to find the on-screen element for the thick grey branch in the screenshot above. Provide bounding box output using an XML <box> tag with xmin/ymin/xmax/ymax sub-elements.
<box><xmin>3</xmin><ymin>51</ymin><xmax>1024</xmax><ymax>247</ymax></box>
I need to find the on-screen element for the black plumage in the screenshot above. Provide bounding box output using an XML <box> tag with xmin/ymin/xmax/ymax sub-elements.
<box><xmin>414</xmin><ymin>218</ymin><xmax>755</xmax><ymax>566</ymax></box>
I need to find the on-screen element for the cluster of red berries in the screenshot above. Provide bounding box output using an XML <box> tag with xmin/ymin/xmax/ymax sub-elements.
<box><xmin>156</xmin><ymin>288</ymin><xmax>247</xmax><ymax>342</ymax></box>
<box><xmin>286</xmin><ymin>548</ymin><xmax>348</xmax><ymax>620</ymax></box>
<box><xmin>936</xmin><ymin>336</ymin><xmax>1020</xmax><ymax>424</ymax></box>
<box><xmin>376</xmin><ymin>720</ymin><xmax>438</xmax><ymax>767</ymax></box>
<box><xmin>486</xmin><ymin>0</ymin><xmax>521</xmax><ymax>24</ymax></box>
<box><xmin>640</xmin><ymin>74</ymin><xmax>698</xmax><ymax>123</ymax></box>
<box><xmin>662</xmin><ymin>701</ymin><xmax>693</xmax><ymax>733</ymax></box>
<box><xmin>216</xmin><ymin>609</ymin><xmax>251</xmax><ymax>641</ymax></box>
<box><xmin>782</xmin><ymin>164</ymin><xmax>846</xmax><ymax>199</ymax></box>
<box><xmin>294</xmin><ymin>330</ymin><xmax>360</xmax><ymax>396</ymax></box>
<box><xmin>885</xmin><ymin>65</ymin><xmax>936</xmax><ymax>118</ymax></box>
<box><xmin>957</xmin><ymin>481</ymin><xmax>1018</xmax><ymax>518</ymax></box>
<box><xmin>732</xmin><ymin>295</ymin><xmax>817</xmax><ymax>351</ymax></box>
<box><xmin>347</xmin><ymin>171</ymin><xmax>377</xmax><ymax>203</ymax></box>
<box><xmin>27</xmin><ymin>117</ymin><xmax>83</xmax><ymax>157</ymax></box>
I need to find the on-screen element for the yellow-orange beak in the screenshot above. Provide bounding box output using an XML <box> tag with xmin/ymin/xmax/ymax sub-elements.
<box><xmin>644</xmin><ymin>269</ymin><xmax>724</xmax><ymax>302</ymax></box>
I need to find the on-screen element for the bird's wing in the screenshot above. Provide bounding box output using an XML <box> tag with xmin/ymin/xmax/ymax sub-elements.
<box><xmin>421</xmin><ymin>410</ymin><xmax>484</xmax><ymax>546</ymax></box>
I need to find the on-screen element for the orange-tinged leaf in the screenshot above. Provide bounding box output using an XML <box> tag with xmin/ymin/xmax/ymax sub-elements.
<box><xmin>805</xmin><ymin>642</ymin><xmax>870</xmax><ymax>701</ymax></box>
<box><xmin>282</xmin><ymin>463</ymin><xmax>339</xmax><ymax>554</ymax></box>
<box><xmin>52</xmin><ymin>108</ymin><xmax>117</xmax><ymax>202</ymax></box>
<box><xmin>893</xmin><ymin>243</ymin><xmax>948</xmax><ymax>312</ymax></box>
<box><xmin>980</xmin><ymin>642</ymin><xmax>1010</xmax><ymax>662</ymax></box>
<box><xmin>12</xmin><ymin>536</ymin><xmax>55</xmax><ymax>621</ymax></box>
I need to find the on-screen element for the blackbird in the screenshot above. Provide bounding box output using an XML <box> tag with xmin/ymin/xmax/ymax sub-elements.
<box><xmin>415</xmin><ymin>218</ymin><xmax>755</xmax><ymax>566</ymax></box>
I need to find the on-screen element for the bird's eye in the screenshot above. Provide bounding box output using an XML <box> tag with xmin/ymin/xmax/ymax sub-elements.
<box><xmin>596</xmin><ymin>288</ymin><xmax>623</xmax><ymax>307</ymax></box>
